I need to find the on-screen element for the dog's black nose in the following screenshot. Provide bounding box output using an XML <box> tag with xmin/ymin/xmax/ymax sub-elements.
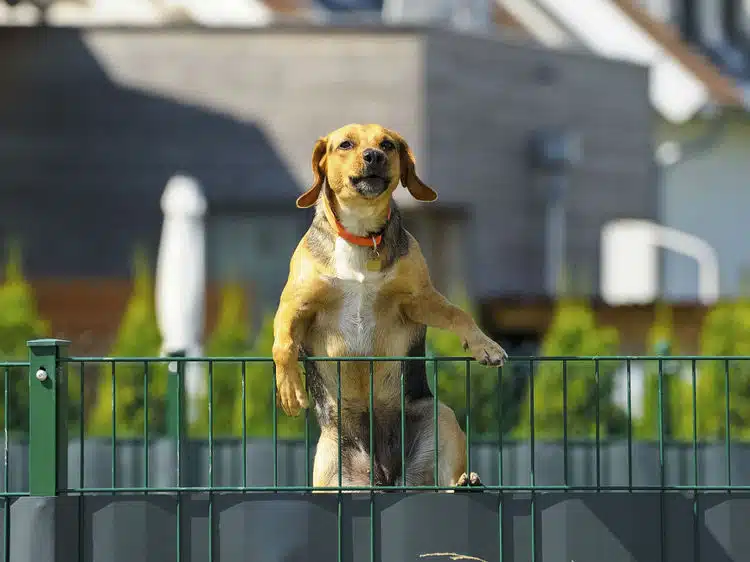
<box><xmin>362</xmin><ymin>148</ymin><xmax>386</xmax><ymax>166</ymax></box>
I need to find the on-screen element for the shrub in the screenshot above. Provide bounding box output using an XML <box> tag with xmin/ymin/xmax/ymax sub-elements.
<box><xmin>516</xmin><ymin>298</ymin><xmax>622</xmax><ymax>439</ymax></box>
<box><xmin>0</xmin><ymin>242</ymin><xmax>49</xmax><ymax>432</ymax></box>
<box><xmin>88</xmin><ymin>248</ymin><xmax>167</xmax><ymax>437</ymax></box>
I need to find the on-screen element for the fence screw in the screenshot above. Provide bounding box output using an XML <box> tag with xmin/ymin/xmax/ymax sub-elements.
<box><xmin>35</xmin><ymin>367</ymin><xmax>48</xmax><ymax>382</ymax></box>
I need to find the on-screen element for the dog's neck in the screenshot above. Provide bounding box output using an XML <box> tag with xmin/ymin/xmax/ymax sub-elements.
<box><xmin>321</xmin><ymin>187</ymin><xmax>390</xmax><ymax>239</ymax></box>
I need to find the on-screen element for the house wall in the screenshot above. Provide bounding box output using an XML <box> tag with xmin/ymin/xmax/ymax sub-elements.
<box><xmin>423</xmin><ymin>32</ymin><xmax>656</xmax><ymax>298</ymax></box>
<box><xmin>657</xmin><ymin>113</ymin><xmax>750</xmax><ymax>300</ymax></box>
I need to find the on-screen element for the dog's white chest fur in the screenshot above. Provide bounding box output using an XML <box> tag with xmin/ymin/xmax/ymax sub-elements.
<box><xmin>332</xmin><ymin>238</ymin><xmax>384</xmax><ymax>355</ymax></box>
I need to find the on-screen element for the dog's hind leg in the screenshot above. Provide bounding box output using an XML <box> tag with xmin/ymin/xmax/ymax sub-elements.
<box><xmin>311</xmin><ymin>432</ymin><xmax>341</xmax><ymax>493</ymax></box>
<box><xmin>435</xmin><ymin>402</ymin><xmax>481</xmax><ymax>488</ymax></box>
<box><xmin>406</xmin><ymin>400</ymin><xmax>481</xmax><ymax>489</ymax></box>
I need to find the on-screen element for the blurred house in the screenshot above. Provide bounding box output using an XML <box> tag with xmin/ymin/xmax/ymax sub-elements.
<box><xmin>490</xmin><ymin>0</ymin><xmax>750</xmax><ymax>351</ymax></box>
<box><xmin>0</xmin><ymin>21</ymin><xmax>656</xmax><ymax>356</ymax></box>
<box><xmin>632</xmin><ymin>0</ymin><xmax>750</xmax><ymax>303</ymax></box>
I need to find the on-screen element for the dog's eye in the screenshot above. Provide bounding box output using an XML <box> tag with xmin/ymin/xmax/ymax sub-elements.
<box><xmin>380</xmin><ymin>140</ymin><xmax>396</xmax><ymax>151</ymax></box>
<box><xmin>338</xmin><ymin>140</ymin><xmax>353</xmax><ymax>150</ymax></box>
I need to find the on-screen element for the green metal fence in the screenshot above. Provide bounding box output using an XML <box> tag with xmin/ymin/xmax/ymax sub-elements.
<box><xmin>4</xmin><ymin>339</ymin><xmax>750</xmax><ymax>561</ymax></box>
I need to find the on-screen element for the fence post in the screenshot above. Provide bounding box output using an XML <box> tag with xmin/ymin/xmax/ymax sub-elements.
<box><xmin>27</xmin><ymin>339</ymin><xmax>70</xmax><ymax>496</ymax></box>
<box><xmin>166</xmin><ymin>351</ymin><xmax>186</xmax><ymax>487</ymax></box>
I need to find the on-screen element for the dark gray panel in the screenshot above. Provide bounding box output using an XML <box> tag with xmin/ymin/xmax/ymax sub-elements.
<box><xmin>9</xmin><ymin>496</ymin><xmax>79</xmax><ymax>562</ymax></box>
<box><xmin>663</xmin><ymin>492</ymin><xmax>699</xmax><ymax>562</ymax></box>
<box><xmin>340</xmin><ymin>494</ymin><xmax>372</xmax><ymax>562</ymax></box>
<box><xmin>213</xmin><ymin>492</ymin><xmax>338</xmax><ymax>562</ymax></box>
<box><xmin>0</xmin><ymin>499</ymin><xmax>6</xmax><ymax>562</ymax></box>
<box><xmin>181</xmin><ymin>494</ymin><xmax>210</xmax><ymax>562</ymax></box>
<box><xmin>501</xmin><ymin>493</ymin><xmax>533</xmax><ymax>561</ymax></box>
<box><xmin>6</xmin><ymin>492</ymin><xmax>750</xmax><ymax>561</ymax></box>
<box><xmin>538</xmin><ymin>492</ymin><xmax>662</xmax><ymax>562</ymax></box>
<box><xmin>701</xmin><ymin>493</ymin><xmax>750</xmax><ymax>562</ymax></box>
<box><xmin>83</xmin><ymin>495</ymin><xmax>176</xmax><ymax>562</ymax></box>
<box><xmin>375</xmin><ymin>492</ymin><xmax>500</xmax><ymax>562</ymax></box>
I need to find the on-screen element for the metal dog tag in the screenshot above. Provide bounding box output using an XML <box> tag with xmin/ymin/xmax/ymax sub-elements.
<box><xmin>367</xmin><ymin>237</ymin><xmax>382</xmax><ymax>271</ymax></box>
<box><xmin>366</xmin><ymin>257</ymin><xmax>381</xmax><ymax>272</ymax></box>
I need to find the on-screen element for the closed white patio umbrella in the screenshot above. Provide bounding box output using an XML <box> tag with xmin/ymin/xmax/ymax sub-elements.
<box><xmin>155</xmin><ymin>174</ymin><xmax>207</xmax><ymax>426</ymax></box>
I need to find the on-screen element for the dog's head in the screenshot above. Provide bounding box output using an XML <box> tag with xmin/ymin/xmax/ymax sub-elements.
<box><xmin>295</xmin><ymin>123</ymin><xmax>437</xmax><ymax>209</ymax></box>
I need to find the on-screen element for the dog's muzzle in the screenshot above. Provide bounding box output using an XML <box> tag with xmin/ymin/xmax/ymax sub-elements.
<box><xmin>351</xmin><ymin>174</ymin><xmax>388</xmax><ymax>197</ymax></box>
<box><xmin>352</xmin><ymin>149</ymin><xmax>389</xmax><ymax>197</ymax></box>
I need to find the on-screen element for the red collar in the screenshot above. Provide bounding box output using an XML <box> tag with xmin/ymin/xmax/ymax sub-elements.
<box><xmin>323</xmin><ymin>190</ymin><xmax>392</xmax><ymax>248</ymax></box>
<box><xmin>332</xmin><ymin>207</ymin><xmax>391</xmax><ymax>247</ymax></box>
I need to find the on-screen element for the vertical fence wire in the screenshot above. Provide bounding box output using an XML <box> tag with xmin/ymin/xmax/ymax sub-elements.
<box><xmin>110</xmin><ymin>361</ymin><xmax>116</xmax><ymax>490</ymax></box>
<box><xmin>400</xmin><ymin>366</ymin><xmax>406</xmax><ymax>490</ymax></box>
<box><xmin>692</xmin><ymin>359</ymin><xmax>699</xmax><ymax>562</ymax></box>
<box><xmin>242</xmin><ymin>361</ymin><xmax>247</xmax><ymax>489</ymax></box>
<box><xmin>562</xmin><ymin>359</ymin><xmax>569</xmax><ymax>488</ymax></box>
<box><xmin>337</xmin><ymin>360</ymin><xmax>343</xmax><ymax>490</ymax></box>
<box><xmin>78</xmin><ymin>361</ymin><xmax>85</xmax><ymax>562</ymax></box>
<box><xmin>208</xmin><ymin>359</ymin><xmax>215</xmax><ymax>562</ymax></box>
<box><xmin>529</xmin><ymin>358</ymin><xmax>536</xmax><ymax>562</ymax></box>
<box><xmin>368</xmin><ymin>360</ymin><xmax>375</xmax><ymax>562</ymax></box>
<box><xmin>304</xmin><ymin>364</ymin><xmax>311</xmax><ymax>489</ymax></box>
<box><xmin>79</xmin><ymin>362</ymin><xmax>85</xmax><ymax>492</ymax></box>
<box><xmin>465</xmin><ymin>359</ymin><xmax>471</xmax><ymax>482</ymax></box>
<box><xmin>433</xmin><ymin>358</ymin><xmax>439</xmax><ymax>489</ymax></box>
<box><xmin>595</xmin><ymin>359</ymin><xmax>601</xmax><ymax>490</ymax></box>
<box><xmin>337</xmin><ymin>360</ymin><xmax>343</xmax><ymax>562</ymax></box>
<box><xmin>271</xmin><ymin>362</ymin><xmax>278</xmax><ymax>488</ymax></box>
<box><xmin>627</xmin><ymin>359</ymin><xmax>633</xmax><ymax>490</ymax></box>
<box><xmin>3</xmin><ymin>367</ymin><xmax>9</xmax><ymax>562</ymax></box>
<box><xmin>143</xmin><ymin>361</ymin><xmax>149</xmax><ymax>491</ymax></box>
<box><xmin>208</xmin><ymin>360</ymin><xmax>215</xmax><ymax>488</ymax></box>
<box><xmin>497</xmin><ymin>365</ymin><xmax>504</xmax><ymax>562</ymax></box>
<box><xmin>725</xmin><ymin>359</ymin><xmax>732</xmax><ymax>490</ymax></box>
<box><xmin>176</xmin><ymin>359</ymin><xmax>183</xmax><ymax>562</ymax></box>
<box><xmin>658</xmin><ymin>359</ymin><xmax>666</xmax><ymax>562</ymax></box>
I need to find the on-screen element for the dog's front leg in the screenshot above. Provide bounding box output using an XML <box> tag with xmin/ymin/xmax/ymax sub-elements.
<box><xmin>272</xmin><ymin>301</ymin><xmax>310</xmax><ymax>417</ymax></box>
<box><xmin>273</xmin><ymin>278</ymin><xmax>325</xmax><ymax>417</ymax></box>
<box><xmin>401</xmin><ymin>287</ymin><xmax>507</xmax><ymax>367</ymax></box>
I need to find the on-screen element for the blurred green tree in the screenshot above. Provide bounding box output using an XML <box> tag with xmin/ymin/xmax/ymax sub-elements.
<box><xmin>635</xmin><ymin>303</ymin><xmax>690</xmax><ymax>440</ymax></box>
<box><xmin>88</xmin><ymin>248</ymin><xmax>167</xmax><ymax>437</ymax></box>
<box><xmin>192</xmin><ymin>282</ymin><xmax>251</xmax><ymax>436</ymax></box>
<box><xmin>424</xmin><ymin>293</ymin><xmax>518</xmax><ymax>437</ymax></box>
<box><xmin>516</xmin><ymin>298</ymin><xmax>623</xmax><ymax>439</ymax></box>
<box><xmin>694</xmin><ymin>298</ymin><xmax>750</xmax><ymax>440</ymax></box>
<box><xmin>231</xmin><ymin>309</ymin><xmax>307</xmax><ymax>438</ymax></box>
<box><xmin>0</xmin><ymin>242</ymin><xmax>50</xmax><ymax>433</ymax></box>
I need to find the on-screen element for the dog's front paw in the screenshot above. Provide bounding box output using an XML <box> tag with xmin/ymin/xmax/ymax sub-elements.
<box><xmin>464</xmin><ymin>335</ymin><xmax>508</xmax><ymax>367</ymax></box>
<box><xmin>455</xmin><ymin>472</ymin><xmax>483</xmax><ymax>492</ymax></box>
<box><xmin>276</xmin><ymin>367</ymin><xmax>309</xmax><ymax>417</ymax></box>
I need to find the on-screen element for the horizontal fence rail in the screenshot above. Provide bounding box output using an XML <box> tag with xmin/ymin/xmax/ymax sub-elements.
<box><xmin>3</xmin><ymin>340</ymin><xmax>750</xmax><ymax>561</ymax></box>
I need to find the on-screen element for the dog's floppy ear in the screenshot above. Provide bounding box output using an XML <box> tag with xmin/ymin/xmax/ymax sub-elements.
<box><xmin>395</xmin><ymin>134</ymin><xmax>437</xmax><ymax>202</ymax></box>
<box><xmin>296</xmin><ymin>137</ymin><xmax>328</xmax><ymax>209</ymax></box>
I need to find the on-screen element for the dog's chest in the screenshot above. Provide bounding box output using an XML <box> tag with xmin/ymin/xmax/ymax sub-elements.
<box><xmin>329</xmin><ymin>239</ymin><xmax>385</xmax><ymax>355</ymax></box>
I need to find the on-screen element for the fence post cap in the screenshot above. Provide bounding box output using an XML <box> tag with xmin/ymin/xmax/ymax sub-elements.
<box><xmin>27</xmin><ymin>339</ymin><xmax>71</xmax><ymax>348</ymax></box>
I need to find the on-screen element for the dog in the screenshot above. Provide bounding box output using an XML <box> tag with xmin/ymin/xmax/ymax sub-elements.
<box><xmin>272</xmin><ymin>123</ymin><xmax>507</xmax><ymax>490</ymax></box>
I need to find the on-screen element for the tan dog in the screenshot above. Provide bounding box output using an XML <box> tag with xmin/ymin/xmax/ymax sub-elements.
<box><xmin>272</xmin><ymin>123</ymin><xmax>507</xmax><ymax>489</ymax></box>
